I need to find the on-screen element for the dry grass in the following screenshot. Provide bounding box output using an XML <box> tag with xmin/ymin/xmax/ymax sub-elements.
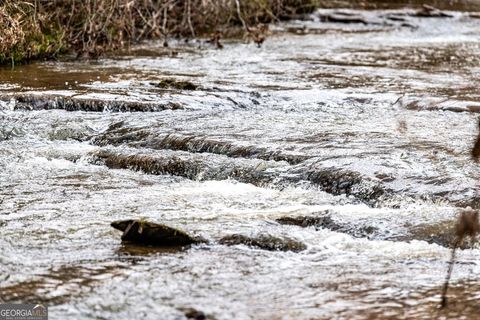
<box><xmin>0</xmin><ymin>0</ymin><xmax>319</xmax><ymax>64</ymax></box>
<box><xmin>0</xmin><ymin>1</ymin><xmax>65</xmax><ymax>64</ymax></box>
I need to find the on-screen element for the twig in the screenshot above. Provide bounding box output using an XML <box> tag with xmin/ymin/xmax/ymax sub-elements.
<box><xmin>472</xmin><ymin>117</ymin><xmax>480</xmax><ymax>160</ymax></box>
<box><xmin>234</xmin><ymin>0</ymin><xmax>249</xmax><ymax>32</ymax></box>
<box><xmin>186</xmin><ymin>0</ymin><xmax>195</xmax><ymax>38</ymax></box>
<box><xmin>441</xmin><ymin>208</ymin><xmax>479</xmax><ymax>308</ymax></box>
<box><xmin>391</xmin><ymin>94</ymin><xmax>405</xmax><ymax>107</ymax></box>
<box><xmin>440</xmin><ymin>237</ymin><xmax>462</xmax><ymax>308</ymax></box>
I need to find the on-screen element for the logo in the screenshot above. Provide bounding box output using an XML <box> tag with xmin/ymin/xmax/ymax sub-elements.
<box><xmin>0</xmin><ymin>304</ymin><xmax>48</xmax><ymax>320</ymax></box>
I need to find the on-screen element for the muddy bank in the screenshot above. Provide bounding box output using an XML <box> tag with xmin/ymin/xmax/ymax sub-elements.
<box><xmin>0</xmin><ymin>0</ymin><xmax>317</xmax><ymax>64</ymax></box>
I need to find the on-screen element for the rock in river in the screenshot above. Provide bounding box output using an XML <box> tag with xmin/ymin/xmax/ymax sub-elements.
<box><xmin>151</xmin><ymin>78</ymin><xmax>198</xmax><ymax>90</ymax></box>
<box><xmin>219</xmin><ymin>234</ymin><xmax>306</xmax><ymax>252</ymax></box>
<box><xmin>111</xmin><ymin>220</ymin><xmax>307</xmax><ymax>252</ymax></box>
<box><xmin>111</xmin><ymin>219</ymin><xmax>205</xmax><ymax>247</ymax></box>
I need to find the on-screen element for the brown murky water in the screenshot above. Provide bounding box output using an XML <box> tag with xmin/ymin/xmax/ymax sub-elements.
<box><xmin>1</xmin><ymin>2</ymin><xmax>480</xmax><ymax>320</ymax></box>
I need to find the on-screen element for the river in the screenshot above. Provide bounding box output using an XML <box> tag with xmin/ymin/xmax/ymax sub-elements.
<box><xmin>1</xmin><ymin>5</ymin><xmax>480</xmax><ymax>320</ymax></box>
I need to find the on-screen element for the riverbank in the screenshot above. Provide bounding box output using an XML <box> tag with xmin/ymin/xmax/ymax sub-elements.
<box><xmin>3</xmin><ymin>0</ymin><xmax>479</xmax><ymax>65</ymax></box>
<box><xmin>0</xmin><ymin>0</ymin><xmax>318</xmax><ymax>65</ymax></box>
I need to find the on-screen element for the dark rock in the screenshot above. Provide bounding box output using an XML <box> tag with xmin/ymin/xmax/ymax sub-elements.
<box><xmin>305</xmin><ymin>167</ymin><xmax>389</xmax><ymax>204</ymax></box>
<box><xmin>394</xmin><ymin>222</ymin><xmax>456</xmax><ymax>248</ymax></box>
<box><xmin>277</xmin><ymin>213</ymin><xmax>379</xmax><ymax>239</ymax></box>
<box><xmin>414</xmin><ymin>5</ymin><xmax>453</xmax><ymax>18</ymax></box>
<box><xmin>276</xmin><ymin>214</ymin><xmax>338</xmax><ymax>229</ymax></box>
<box><xmin>2</xmin><ymin>95</ymin><xmax>183</xmax><ymax>112</ymax></box>
<box><xmin>92</xmin><ymin>149</ymin><xmax>394</xmax><ymax>207</ymax></box>
<box><xmin>318</xmin><ymin>11</ymin><xmax>372</xmax><ymax>25</ymax></box>
<box><xmin>218</xmin><ymin>234</ymin><xmax>306</xmax><ymax>252</ymax></box>
<box><xmin>152</xmin><ymin>79</ymin><xmax>198</xmax><ymax>90</ymax></box>
<box><xmin>393</xmin><ymin>220</ymin><xmax>477</xmax><ymax>249</ymax></box>
<box><xmin>276</xmin><ymin>212</ymin><xmax>476</xmax><ymax>249</ymax></box>
<box><xmin>111</xmin><ymin>220</ymin><xmax>205</xmax><ymax>247</ymax></box>
<box><xmin>93</xmin><ymin>128</ymin><xmax>308</xmax><ymax>165</ymax></box>
<box><xmin>91</xmin><ymin>149</ymin><xmax>279</xmax><ymax>187</ymax></box>
<box><xmin>183</xmin><ymin>308</ymin><xmax>208</xmax><ymax>320</ymax></box>
<box><xmin>470</xmin><ymin>13</ymin><xmax>480</xmax><ymax>19</ymax></box>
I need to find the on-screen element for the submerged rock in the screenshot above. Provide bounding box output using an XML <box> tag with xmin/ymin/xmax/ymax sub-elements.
<box><xmin>182</xmin><ymin>308</ymin><xmax>210</xmax><ymax>320</ymax></box>
<box><xmin>317</xmin><ymin>11</ymin><xmax>376</xmax><ymax>25</ymax></box>
<box><xmin>91</xmin><ymin>149</ymin><xmax>280</xmax><ymax>187</ymax></box>
<box><xmin>152</xmin><ymin>79</ymin><xmax>198</xmax><ymax>91</ymax></box>
<box><xmin>94</xmin><ymin>129</ymin><xmax>308</xmax><ymax>165</ymax></box>
<box><xmin>1</xmin><ymin>95</ymin><xmax>183</xmax><ymax>112</ymax></box>
<box><xmin>111</xmin><ymin>220</ymin><xmax>306</xmax><ymax>252</ymax></box>
<box><xmin>276</xmin><ymin>214</ymin><xmax>338</xmax><ymax>228</ymax></box>
<box><xmin>395</xmin><ymin>220</ymin><xmax>477</xmax><ymax>249</ymax></box>
<box><xmin>111</xmin><ymin>220</ymin><xmax>205</xmax><ymax>247</ymax></box>
<box><xmin>304</xmin><ymin>167</ymin><xmax>389</xmax><ymax>204</ymax></box>
<box><xmin>394</xmin><ymin>221</ymin><xmax>457</xmax><ymax>248</ymax></box>
<box><xmin>413</xmin><ymin>5</ymin><xmax>453</xmax><ymax>18</ymax></box>
<box><xmin>276</xmin><ymin>213</ymin><xmax>378</xmax><ymax>239</ymax></box>
<box><xmin>276</xmin><ymin>213</ymin><xmax>475</xmax><ymax>249</ymax></box>
<box><xmin>218</xmin><ymin>234</ymin><xmax>306</xmax><ymax>252</ymax></box>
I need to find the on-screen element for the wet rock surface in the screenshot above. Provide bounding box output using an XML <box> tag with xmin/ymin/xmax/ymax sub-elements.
<box><xmin>182</xmin><ymin>308</ymin><xmax>210</xmax><ymax>320</ymax></box>
<box><xmin>276</xmin><ymin>214</ymin><xmax>337</xmax><ymax>228</ymax></box>
<box><xmin>218</xmin><ymin>234</ymin><xmax>307</xmax><ymax>252</ymax></box>
<box><xmin>94</xmin><ymin>130</ymin><xmax>309</xmax><ymax>165</ymax></box>
<box><xmin>276</xmin><ymin>213</ymin><xmax>478</xmax><ymax>249</ymax></box>
<box><xmin>304</xmin><ymin>167</ymin><xmax>390</xmax><ymax>204</ymax></box>
<box><xmin>0</xmin><ymin>95</ymin><xmax>183</xmax><ymax>112</ymax></box>
<box><xmin>412</xmin><ymin>4</ymin><xmax>454</xmax><ymax>17</ymax></box>
<box><xmin>90</xmin><ymin>147</ymin><xmax>397</xmax><ymax>206</ymax></box>
<box><xmin>395</xmin><ymin>221</ymin><xmax>459</xmax><ymax>248</ymax></box>
<box><xmin>111</xmin><ymin>219</ymin><xmax>308</xmax><ymax>253</ymax></box>
<box><xmin>277</xmin><ymin>213</ymin><xmax>380</xmax><ymax>240</ymax></box>
<box><xmin>152</xmin><ymin>79</ymin><xmax>199</xmax><ymax>91</ymax></box>
<box><xmin>111</xmin><ymin>220</ymin><xmax>205</xmax><ymax>247</ymax></box>
<box><xmin>91</xmin><ymin>148</ymin><xmax>281</xmax><ymax>187</ymax></box>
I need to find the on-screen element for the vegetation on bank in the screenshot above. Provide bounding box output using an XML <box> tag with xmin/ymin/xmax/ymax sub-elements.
<box><xmin>0</xmin><ymin>0</ymin><xmax>319</xmax><ymax>64</ymax></box>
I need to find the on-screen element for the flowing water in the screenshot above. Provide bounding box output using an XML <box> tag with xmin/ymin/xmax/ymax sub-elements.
<box><xmin>1</xmin><ymin>4</ymin><xmax>480</xmax><ymax>320</ymax></box>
